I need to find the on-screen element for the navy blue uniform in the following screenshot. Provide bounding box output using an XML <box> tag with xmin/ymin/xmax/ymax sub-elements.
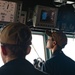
<box><xmin>0</xmin><ymin>58</ymin><xmax>48</xmax><ymax>75</ymax></box>
<box><xmin>42</xmin><ymin>50</ymin><xmax>75</xmax><ymax>75</ymax></box>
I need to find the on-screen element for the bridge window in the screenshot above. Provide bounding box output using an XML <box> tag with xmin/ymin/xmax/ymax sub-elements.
<box><xmin>26</xmin><ymin>34</ymin><xmax>46</xmax><ymax>64</ymax></box>
<box><xmin>63</xmin><ymin>37</ymin><xmax>75</xmax><ymax>61</ymax></box>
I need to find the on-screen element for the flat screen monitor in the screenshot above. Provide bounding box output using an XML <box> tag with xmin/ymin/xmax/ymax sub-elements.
<box><xmin>33</xmin><ymin>5</ymin><xmax>58</xmax><ymax>28</ymax></box>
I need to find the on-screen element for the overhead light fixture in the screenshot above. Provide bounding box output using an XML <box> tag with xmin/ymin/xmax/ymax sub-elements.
<box><xmin>67</xmin><ymin>1</ymin><xmax>74</xmax><ymax>4</ymax></box>
<box><xmin>54</xmin><ymin>0</ymin><xmax>75</xmax><ymax>7</ymax></box>
<box><xmin>54</xmin><ymin>0</ymin><xmax>67</xmax><ymax>7</ymax></box>
<box><xmin>54</xmin><ymin>0</ymin><xmax>74</xmax><ymax>4</ymax></box>
<box><xmin>54</xmin><ymin>0</ymin><xmax>67</xmax><ymax>3</ymax></box>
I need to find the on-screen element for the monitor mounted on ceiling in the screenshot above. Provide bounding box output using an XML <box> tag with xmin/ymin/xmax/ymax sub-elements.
<box><xmin>33</xmin><ymin>5</ymin><xmax>58</xmax><ymax>28</ymax></box>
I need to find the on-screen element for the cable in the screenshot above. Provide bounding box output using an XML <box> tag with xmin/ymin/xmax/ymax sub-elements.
<box><xmin>31</xmin><ymin>44</ymin><xmax>40</xmax><ymax>57</ymax></box>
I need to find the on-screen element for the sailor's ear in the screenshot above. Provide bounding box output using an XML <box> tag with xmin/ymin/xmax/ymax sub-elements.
<box><xmin>1</xmin><ymin>46</ymin><xmax>7</xmax><ymax>55</ymax></box>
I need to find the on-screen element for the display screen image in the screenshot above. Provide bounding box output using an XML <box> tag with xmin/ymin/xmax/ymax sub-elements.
<box><xmin>40</xmin><ymin>10</ymin><xmax>55</xmax><ymax>25</ymax></box>
<box><xmin>33</xmin><ymin>5</ymin><xmax>58</xmax><ymax>28</ymax></box>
